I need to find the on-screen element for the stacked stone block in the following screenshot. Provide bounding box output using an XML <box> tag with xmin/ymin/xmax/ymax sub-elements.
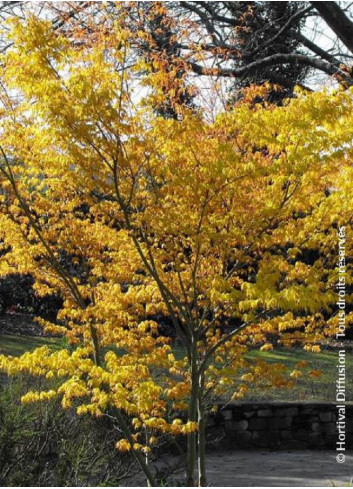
<box><xmin>206</xmin><ymin>402</ymin><xmax>353</xmax><ymax>449</ymax></box>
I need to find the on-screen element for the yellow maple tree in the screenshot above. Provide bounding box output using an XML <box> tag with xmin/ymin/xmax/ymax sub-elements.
<box><xmin>0</xmin><ymin>16</ymin><xmax>352</xmax><ymax>486</ymax></box>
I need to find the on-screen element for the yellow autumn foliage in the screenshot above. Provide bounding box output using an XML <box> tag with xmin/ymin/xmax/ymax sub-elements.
<box><xmin>0</xmin><ymin>15</ymin><xmax>351</xmax><ymax>482</ymax></box>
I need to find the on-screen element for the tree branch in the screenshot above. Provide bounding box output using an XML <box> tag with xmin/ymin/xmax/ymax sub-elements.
<box><xmin>311</xmin><ymin>2</ymin><xmax>353</xmax><ymax>54</ymax></box>
<box><xmin>189</xmin><ymin>52</ymin><xmax>353</xmax><ymax>84</ymax></box>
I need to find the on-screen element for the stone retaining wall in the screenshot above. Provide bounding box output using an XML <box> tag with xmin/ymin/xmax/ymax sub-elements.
<box><xmin>207</xmin><ymin>402</ymin><xmax>353</xmax><ymax>449</ymax></box>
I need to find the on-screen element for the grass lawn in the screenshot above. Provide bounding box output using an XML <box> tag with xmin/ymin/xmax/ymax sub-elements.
<box><xmin>0</xmin><ymin>333</ymin><xmax>351</xmax><ymax>402</ymax></box>
<box><xmin>245</xmin><ymin>347</ymin><xmax>353</xmax><ymax>402</ymax></box>
<box><xmin>0</xmin><ymin>334</ymin><xmax>64</xmax><ymax>357</ymax></box>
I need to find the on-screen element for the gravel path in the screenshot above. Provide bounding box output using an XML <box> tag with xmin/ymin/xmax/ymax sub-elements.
<box><xmin>126</xmin><ymin>450</ymin><xmax>353</xmax><ymax>487</ymax></box>
<box><xmin>204</xmin><ymin>450</ymin><xmax>353</xmax><ymax>486</ymax></box>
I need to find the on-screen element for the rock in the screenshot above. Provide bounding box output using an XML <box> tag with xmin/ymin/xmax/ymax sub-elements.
<box><xmin>319</xmin><ymin>412</ymin><xmax>332</xmax><ymax>423</ymax></box>
<box><xmin>222</xmin><ymin>410</ymin><xmax>233</xmax><ymax>421</ymax></box>
<box><xmin>325</xmin><ymin>423</ymin><xmax>337</xmax><ymax>434</ymax></box>
<box><xmin>312</xmin><ymin>422</ymin><xmax>322</xmax><ymax>433</ymax></box>
<box><xmin>268</xmin><ymin>417</ymin><xmax>292</xmax><ymax>430</ymax></box>
<box><xmin>294</xmin><ymin>429</ymin><xmax>309</xmax><ymax>441</ymax></box>
<box><xmin>307</xmin><ymin>433</ymin><xmax>324</xmax><ymax>447</ymax></box>
<box><xmin>249</xmin><ymin>418</ymin><xmax>267</xmax><ymax>430</ymax></box>
<box><xmin>267</xmin><ymin>430</ymin><xmax>281</xmax><ymax>447</ymax></box>
<box><xmin>231</xmin><ymin>420</ymin><xmax>248</xmax><ymax>431</ymax></box>
<box><xmin>280</xmin><ymin>430</ymin><xmax>291</xmax><ymax>440</ymax></box>
<box><xmin>258</xmin><ymin>409</ymin><xmax>273</xmax><ymax>417</ymax></box>
<box><xmin>243</xmin><ymin>410</ymin><xmax>256</xmax><ymax>418</ymax></box>
<box><xmin>275</xmin><ymin>407</ymin><xmax>299</xmax><ymax>417</ymax></box>
<box><xmin>235</xmin><ymin>431</ymin><xmax>252</xmax><ymax>446</ymax></box>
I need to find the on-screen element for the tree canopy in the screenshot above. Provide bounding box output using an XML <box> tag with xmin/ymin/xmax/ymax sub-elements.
<box><xmin>0</xmin><ymin>10</ymin><xmax>352</xmax><ymax>487</ymax></box>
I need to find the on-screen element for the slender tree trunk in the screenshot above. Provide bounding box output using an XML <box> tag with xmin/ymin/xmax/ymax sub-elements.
<box><xmin>186</xmin><ymin>340</ymin><xmax>199</xmax><ymax>486</ymax></box>
<box><xmin>89</xmin><ymin>323</ymin><xmax>101</xmax><ymax>366</ymax></box>
<box><xmin>197</xmin><ymin>374</ymin><xmax>207</xmax><ymax>487</ymax></box>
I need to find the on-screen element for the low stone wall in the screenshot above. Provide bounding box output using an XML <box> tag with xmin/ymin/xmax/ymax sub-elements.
<box><xmin>207</xmin><ymin>402</ymin><xmax>353</xmax><ymax>449</ymax></box>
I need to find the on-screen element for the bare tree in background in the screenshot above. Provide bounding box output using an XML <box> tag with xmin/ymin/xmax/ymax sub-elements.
<box><xmin>1</xmin><ymin>1</ymin><xmax>353</xmax><ymax>103</ymax></box>
<box><xmin>175</xmin><ymin>2</ymin><xmax>353</xmax><ymax>85</ymax></box>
